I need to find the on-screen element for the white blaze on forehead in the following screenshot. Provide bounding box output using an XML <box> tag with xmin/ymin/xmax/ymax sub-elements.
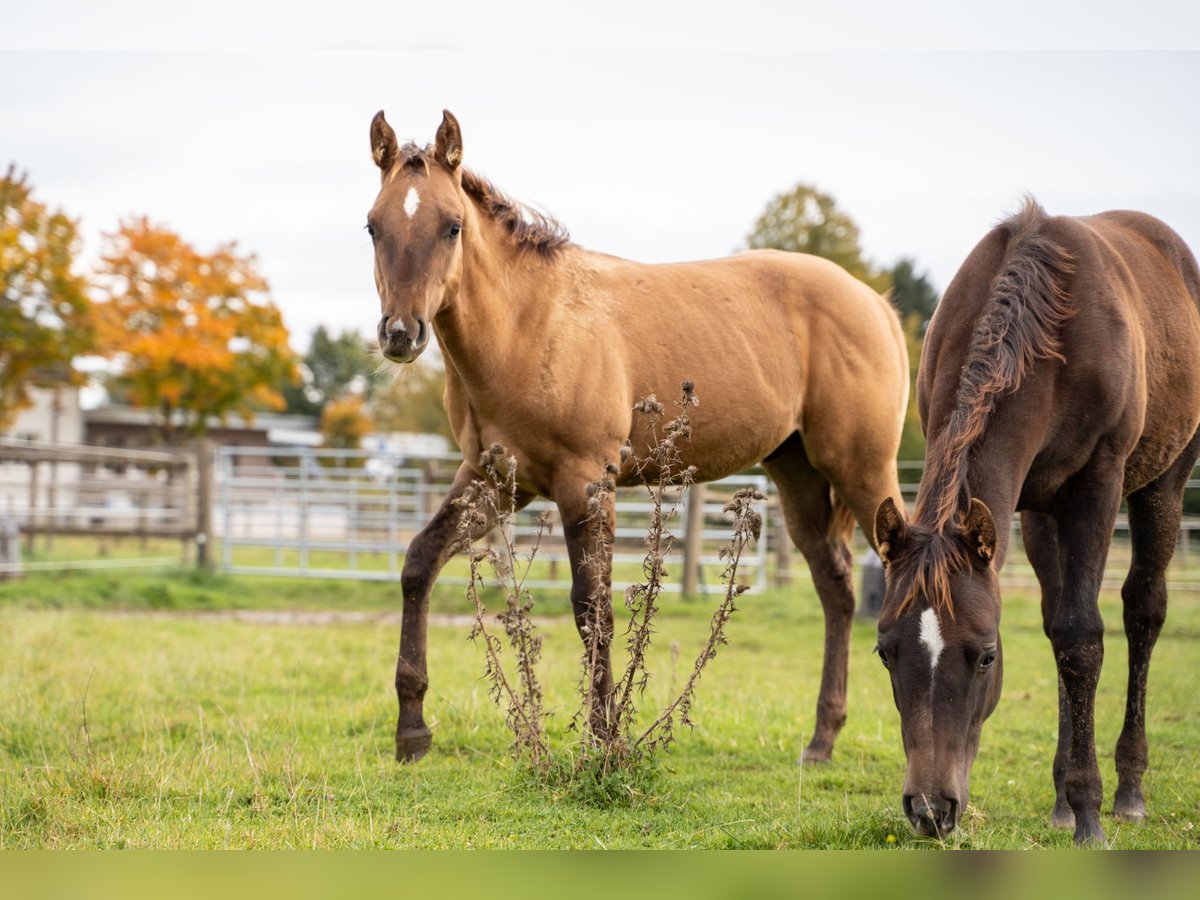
<box><xmin>919</xmin><ymin>608</ymin><xmax>945</xmax><ymax>670</ymax></box>
<box><xmin>403</xmin><ymin>186</ymin><xmax>420</xmax><ymax>218</ymax></box>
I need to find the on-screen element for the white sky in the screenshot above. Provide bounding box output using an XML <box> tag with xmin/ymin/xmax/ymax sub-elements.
<box><xmin>3</xmin><ymin>3</ymin><xmax>1199</xmax><ymax>351</ymax></box>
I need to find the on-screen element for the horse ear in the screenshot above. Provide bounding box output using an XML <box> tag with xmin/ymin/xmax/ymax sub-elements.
<box><xmin>435</xmin><ymin>109</ymin><xmax>463</xmax><ymax>171</ymax></box>
<box><xmin>370</xmin><ymin>110</ymin><xmax>398</xmax><ymax>172</ymax></box>
<box><xmin>874</xmin><ymin>497</ymin><xmax>907</xmax><ymax>565</ymax></box>
<box><xmin>962</xmin><ymin>498</ymin><xmax>997</xmax><ymax>566</ymax></box>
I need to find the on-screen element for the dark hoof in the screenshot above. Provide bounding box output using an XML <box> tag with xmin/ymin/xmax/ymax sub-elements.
<box><xmin>396</xmin><ymin>726</ymin><xmax>433</xmax><ymax>763</ymax></box>
<box><xmin>1051</xmin><ymin>801</ymin><xmax>1075</xmax><ymax>829</ymax></box>
<box><xmin>799</xmin><ymin>743</ymin><xmax>832</xmax><ymax>765</ymax></box>
<box><xmin>1113</xmin><ymin>791</ymin><xmax>1148</xmax><ymax>822</ymax></box>
<box><xmin>1073</xmin><ymin>817</ymin><xmax>1106</xmax><ymax>846</ymax></box>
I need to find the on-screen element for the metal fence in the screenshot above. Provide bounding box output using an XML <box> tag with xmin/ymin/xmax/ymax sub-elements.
<box><xmin>7</xmin><ymin>438</ymin><xmax>1200</xmax><ymax>596</ymax></box>
<box><xmin>215</xmin><ymin>445</ymin><xmax>770</xmax><ymax>594</ymax></box>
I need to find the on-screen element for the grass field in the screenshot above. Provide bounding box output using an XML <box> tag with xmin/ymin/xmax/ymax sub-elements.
<box><xmin>0</xmin><ymin>567</ymin><xmax>1197</xmax><ymax>849</ymax></box>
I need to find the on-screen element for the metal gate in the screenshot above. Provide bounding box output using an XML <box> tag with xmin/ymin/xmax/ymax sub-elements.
<box><xmin>215</xmin><ymin>446</ymin><xmax>769</xmax><ymax>594</ymax></box>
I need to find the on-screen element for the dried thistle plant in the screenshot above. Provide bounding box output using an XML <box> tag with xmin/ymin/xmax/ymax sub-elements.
<box><xmin>574</xmin><ymin>380</ymin><xmax>756</xmax><ymax>775</ymax></box>
<box><xmin>458</xmin><ymin>444</ymin><xmax>551</xmax><ymax>770</ymax></box>
<box><xmin>635</xmin><ymin>484</ymin><xmax>763</xmax><ymax>755</ymax></box>
<box><xmin>463</xmin><ymin>381</ymin><xmax>762</xmax><ymax>796</ymax></box>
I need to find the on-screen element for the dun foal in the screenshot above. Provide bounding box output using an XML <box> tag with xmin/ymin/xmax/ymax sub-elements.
<box><xmin>367</xmin><ymin>110</ymin><xmax>910</xmax><ymax>764</ymax></box>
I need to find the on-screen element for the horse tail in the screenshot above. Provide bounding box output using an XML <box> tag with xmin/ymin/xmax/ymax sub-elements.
<box><xmin>827</xmin><ymin>489</ymin><xmax>856</xmax><ymax>546</ymax></box>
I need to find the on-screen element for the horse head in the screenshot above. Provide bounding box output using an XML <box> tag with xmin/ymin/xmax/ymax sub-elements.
<box><xmin>873</xmin><ymin>496</ymin><xmax>1004</xmax><ymax>839</ymax></box>
<box><xmin>366</xmin><ymin>109</ymin><xmax>467</xmax><ymax>364</ymax></box>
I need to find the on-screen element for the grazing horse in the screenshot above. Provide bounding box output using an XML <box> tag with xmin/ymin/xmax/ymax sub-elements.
<box><xmin>366</xmin><ymin>109</ymin><xmax>909</xmax><ymax>764</ymax></box>
<box><xmin>874</xmin><ymin>200</ymin><xmax>1200</xmax><ymax>844</ymax></box>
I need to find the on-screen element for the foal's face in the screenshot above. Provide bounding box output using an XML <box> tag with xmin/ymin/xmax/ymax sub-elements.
<box><xmin>366</xmin><ymin>109</ymin><xmax>467</xmax><ymax>363</ymax></box>
<box><xmin>874</xmin><ymin>497</ymin><xmax>1003</xmax><ymax>840</ymax></box>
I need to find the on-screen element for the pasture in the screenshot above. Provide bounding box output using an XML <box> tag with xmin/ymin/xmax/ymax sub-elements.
<box><xmin>1</xmin><ymin>568</ymin><xmax>1197</xmax><ymax>849</ymax></box>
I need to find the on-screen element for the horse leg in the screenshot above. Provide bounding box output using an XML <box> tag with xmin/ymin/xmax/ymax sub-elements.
<box><xmin>1021</xmin><ymin>510</ymin><xmax>1074</xmax><ymax>828</ymax></box>
<box><xmin>764</xmin><ymin>443</ymin><xmax>855</xmax><ymax>764</ymax></box>
<box><xmin>555</xmin><ymin>476</ymin><xmax>617</xmax><ymax>740</ymax></box>
<box><xmin>1048</xmin><ymin>456</ymin><xmax>1124</xmax><ymax>844</ymax></box>
<box><xmin>396</xmin><ymin>462</ymin><xmax>533</xmax><ymax>762</ymax></box>
<box><xmin>1113</xmin><ymin>429</ymin><xmax>1199</xmax><ymax>820</ymax></box>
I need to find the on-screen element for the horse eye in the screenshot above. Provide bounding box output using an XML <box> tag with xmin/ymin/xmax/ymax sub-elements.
<box><xmin>979</xmin><ymin>649</ymin><xmax>997</xmax><ymax>671</ymax></box>
<box><xmin>875</xmin><ymin>645</ymin><xmax>890</xmax><ymax>670</ymax></box>
<box><xmin>365</xmin><ymin>223</ymin><xmax>376</xmax><ymax>240</ymax></box>
<box><xmin>448</xmin><ymin>222</ymin><xmax>462</xmax><ymax>239</ymax></box>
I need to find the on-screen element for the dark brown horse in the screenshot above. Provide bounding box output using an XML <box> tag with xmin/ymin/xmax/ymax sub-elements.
<box><xmin>366</xmin><ymin>109</ymin><xmax>909</xmax><ymax>765</ymax></box>
<box><xmin>874</xmin><ymin>200</ymin><xmax>1200</xmax><ymax>844</ymax></box>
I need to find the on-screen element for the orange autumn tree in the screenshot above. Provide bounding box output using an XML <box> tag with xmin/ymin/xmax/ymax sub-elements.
<box><xmin>0</xmin><ymin>165</ymin><xmax>94</xmax><ymax>430</ymax></box>
<box><xmin>320</xmin><ymin>394</ymin><xmax>372</xmax><ymax>466</ymax></box>
<box><xmin>97</xmin><ymin>218</ymin><xmax>298</xmax><ymax>440</ymax></box>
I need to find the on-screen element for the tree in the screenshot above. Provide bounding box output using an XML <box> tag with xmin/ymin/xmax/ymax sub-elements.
<box><xmin>368</xmin><ymin>351</ymin><xmax>454</xmax><ymax>441</ymax></box>
<box><xmin>96</xmin><ymin>218</ymin><xmax>298</xmax><ymax>440</ymax></box>
<box><xmin>0</xmin><ymin>165</ymin><xmax>94</xmax><ymax>430</ymax></box>
<box><xmin>283</xmin><ymin>326</ymin><xmax>376</xmax><ymax>417</ymax></box>
<box><xmin>897</xmin><ymin>313</ymin><xmax>928</xmax><ymax>464</ymax></box>
<box><xmin>889</xmin><ymin>258</ymin><xmax>939</xmax><ymax>333</ymax></box>
<box><xmin>320</xmin><ymin>394</ymin><xmax>372</xmax><ymax>464</ymax></box>
<box><xmin>746</xmin><ymin>183</ymin><xmax>890</xmax><ymax>294</ymax></box>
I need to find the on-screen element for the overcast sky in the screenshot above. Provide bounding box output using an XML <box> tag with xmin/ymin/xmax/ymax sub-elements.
<box><xmin>4</xmin><ymin>4</ymin><xmax>1199</xmax><ymax>351</ymax></box>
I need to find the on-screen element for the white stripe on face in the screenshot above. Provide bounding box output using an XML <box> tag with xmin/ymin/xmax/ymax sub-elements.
<box><xmin>919</xmin><ymin>608</ymin><xmax>945</xmax><ymax>671</ymax></box>
<box><xmin>403</xmin><ymin>187</ymin><xmax>420</xmax><ymax>218</ymax></box>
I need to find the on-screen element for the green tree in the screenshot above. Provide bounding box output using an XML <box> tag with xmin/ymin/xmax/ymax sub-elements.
<box><xmin>889</xmin><ymin>258</ymin><xmax>939</xmax><ymax>333</ymax></box>
<box><xmin>897</xmin><ymin>313</ymin><xmax>928</xmax><ymax>465</ymax></box>
<box><xmin>0</xmin><ymin>165</ymin><xmax>94</xmax><ymax>430</ymax></box>
<box><xmin>368</xmin><ymin>351</ymin><xmax>453</xmax><ymax>441</ymax></box>
<box><xmin>745</xmin><ymin>183</ymin><xmax>890</xmax><ymax>293</ymax></box>
<box><xmin>284</xmin><ymin>326</ymin><xmax>376</xmax><ymax>417</ymax></box>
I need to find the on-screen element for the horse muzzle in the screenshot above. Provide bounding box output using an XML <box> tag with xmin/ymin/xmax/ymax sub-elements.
<box><xmin>378</xmin><ymin>314</ymin><xmax>429</xmax><ymax>364</ymax></box>
<box><xmin>903</xmin><ymin>792</ymin><xmax>960</xmax><ymax>839</ymax></box>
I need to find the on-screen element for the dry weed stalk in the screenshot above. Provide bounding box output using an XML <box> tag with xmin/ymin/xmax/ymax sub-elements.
<box><xmin>576</xmin><ymin>381</ymin><xmax>758</xmax><ymax>775</ymax></box>
<box><xmin>458</xmin><ymin>444</ymin><xmax>551</xmax><ymax>769</ymax></box>
<box><xmin>465</xmin><ymin>381</ymin><xmax>762</xmax><ymax>792</ymax></box>
<box><xmin>634</xmin><ymin>484</ymin><xmax>763</xmax><ymax>754</ymax></box>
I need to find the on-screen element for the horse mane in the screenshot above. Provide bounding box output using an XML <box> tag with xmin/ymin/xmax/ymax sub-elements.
<box><xmin>397</xmin><ymin>142</ymin><xmax>570</xmax><ymax>258</ymax></box>
<box><xmin>900</xmin><ymin>198</ymin><xmax>1076</xmax><ymax>617</ymax></box>
<box><xmin>888</xmin><ymin>528</ymin><xmax>973</xmax><ymax>621</ymax></box>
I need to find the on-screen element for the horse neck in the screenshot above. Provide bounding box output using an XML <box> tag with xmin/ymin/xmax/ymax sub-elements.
<box><xmin>433</xmin><ymin>211</ymin><xmax>563</xmax><ymax>389</ymax></box>
<box><xmin>915</xmin><ymin>415</ymin><xmax>1033</xmax><ymax>569</ymax></box>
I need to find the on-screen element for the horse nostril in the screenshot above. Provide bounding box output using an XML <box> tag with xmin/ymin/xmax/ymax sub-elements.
<box><xmin>944</xmin><ymin>797</ymin><xmax>960</xmax><ymax>830</ymax></box>
<box><xmin>414</xmin><ymin>315</ymin><xmax>428</xmax><ymax>349</ymax></box>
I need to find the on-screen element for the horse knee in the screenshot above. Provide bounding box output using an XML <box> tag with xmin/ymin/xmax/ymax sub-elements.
<box><xmin>1051</xmin><ymin>620</ymin><xmax>1105</xmax><ymax>680</ymax></box>
<box><xmin>401</xmin><ymin>526</ymin><xmax>450</xmax><ymax>598</ymax></box>
<box><xmin>400</xmin><ymin>557</ymin><xmax>430</xmax><ymax>600</ymax></box>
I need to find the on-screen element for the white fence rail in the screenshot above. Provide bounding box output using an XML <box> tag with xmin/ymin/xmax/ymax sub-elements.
<box><xmin>216</xmin><ymin>446</ymin><xmax>770</xmax><ymax>594</ymax></box>
<box><xmin>7</xmin><ymin>439</ymin><xmax>1200</xmax><ymax>596</ymax></box>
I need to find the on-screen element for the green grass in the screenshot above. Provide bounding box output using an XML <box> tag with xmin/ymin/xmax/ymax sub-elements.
<box><xmin>0</xmin><ymin>570</ymin><xmax>1197</xmax><ymax>849</ymax></box>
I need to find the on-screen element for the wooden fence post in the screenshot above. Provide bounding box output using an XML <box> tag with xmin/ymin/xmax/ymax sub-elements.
<box><xmin>682</xmin><ymin>483</ymin><xmax>706</xmax><ymax>597</ymax></box>
<box><xmin>25</xmin><ymin>461</ymin><xmax>37</xmax><ymax>555</ymax></box>
<box><xmin>773</xmin><ymin>501</ymin><xmax>792</xmax><ymax>587</ymax></box>
<box><xmin>195</xmin><ymin>440</ymin><xmax>214</xmax><ymax>570</ymax></box>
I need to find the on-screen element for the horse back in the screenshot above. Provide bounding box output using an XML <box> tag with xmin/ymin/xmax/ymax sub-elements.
<box><xmin>920</xmin><ymin>204</ymin><xmax>1200</xmax><ymax>503</ymax></box>
<box><xmin>1066</xmin><ymin>210</ymin><xmax>1200</xmax><ymax>491</ymax></box>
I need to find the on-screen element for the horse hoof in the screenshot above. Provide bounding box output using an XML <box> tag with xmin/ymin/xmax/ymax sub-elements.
<box><xmin>798</xmin><ymin>743</ymin><xmax>832</xmax><ymax>765</ymax></box>
<box><xmin>1051</xmin><ymin>802</ymin><xmax>1075</xmax><ymax>829</ymax></box>
<box><xmin>395</xmin><ymin>726</ymin><xmax>433</xmax><ymax>763</ymax></box>
<box><xmin>1073</xmin><ymin>818</ymin><xmax>1106</xmax><ymax>846</ymax></box>
<box><xmin>1108</xmin><ymin>787</ymin><xmax>1147</xmax><ymax>825</ymax></box>
<box><xmin>1113</xmin><ymin>798</ymin><xmax>1148</xmax><ymax>822</ymax></box>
